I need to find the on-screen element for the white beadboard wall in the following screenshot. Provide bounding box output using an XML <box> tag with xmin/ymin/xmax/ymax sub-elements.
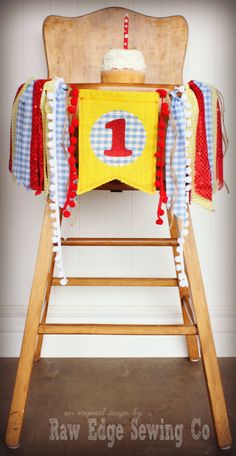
<box><xmin>0</xmin><ymin>0</ymin><xmax>235</xmax><ymax>357</ymax></box>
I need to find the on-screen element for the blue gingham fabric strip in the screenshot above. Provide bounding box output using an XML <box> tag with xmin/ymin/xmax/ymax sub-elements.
<box><xmin>194</xmin><ymin>80</ymin><xmax>213</xmax><ymax>185</ymax></box>
<box><xmin>54</xmin><ymin>81</ymin><xmax>70</xmax><ymax>207</ymax></box>
<box><xmin>165</xmin><ymin>90</ymin><xmax>187</xmax><ymax>222</ymax></box>
<box><xmin>12</xmin><ymin>78</ymin><xmax>69</xmax><ymax>205</ymax></box>
<box><xmin>12</xmin><ymin>79</ymin><xmax>35</xmax><ymax>188</ymax></box>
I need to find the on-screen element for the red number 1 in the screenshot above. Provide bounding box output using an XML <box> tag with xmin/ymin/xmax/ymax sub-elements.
<box><xmin>104</xmin><ymin>118</ymin><xmax>132</xmax><ymax>157</ymax></box>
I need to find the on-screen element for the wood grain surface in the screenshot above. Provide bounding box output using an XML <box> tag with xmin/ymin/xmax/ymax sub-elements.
<box><xmin>43</xmin><ymin>8</ymin><xmax>188</xmax><ymax>84</ymax></box>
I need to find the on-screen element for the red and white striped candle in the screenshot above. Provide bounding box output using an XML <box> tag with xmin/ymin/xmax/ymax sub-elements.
<box><xmin>123</xmin><ymin>14</ymin><xmax>129</xmax><ymax>49</ymax></box>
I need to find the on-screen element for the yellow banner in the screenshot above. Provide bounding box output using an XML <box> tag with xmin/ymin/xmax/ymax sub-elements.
<box><xmin>77</xmin><ymin>90</ymin><xmax>159</xmax><ymax>195</ymax></box>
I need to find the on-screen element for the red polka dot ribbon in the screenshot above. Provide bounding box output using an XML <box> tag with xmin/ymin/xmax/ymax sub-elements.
<box><xmin>30</xmin><ymin>79</ymin><xmax>48</xmax><ymax>194</ymax></box>
<box><xmin>63</xmin><ymin>86</ymin><xmax>79</xmax><ymax>218</ymax></box>
<box><xmin>189</xmin><ymin>80</ymin><xmax>212</xmax><ymax>201</ymax></box>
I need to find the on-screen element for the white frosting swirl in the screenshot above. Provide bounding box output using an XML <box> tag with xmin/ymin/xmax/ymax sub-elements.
<box><xmin>101</xmin><ymin>49</ymin><xmax>146</xmax><ymax>72</ymax></box>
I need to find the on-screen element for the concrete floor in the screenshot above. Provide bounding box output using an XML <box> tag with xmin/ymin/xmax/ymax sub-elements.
<box><xmin>0</xmin><ymin>358</ymin><xmax>235</xmax><ymax>456</ymax></box>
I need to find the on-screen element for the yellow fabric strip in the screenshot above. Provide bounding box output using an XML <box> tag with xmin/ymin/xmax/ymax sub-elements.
<box><xmin>41</xmin><ymin>80</ymin><xmax>56</xmax><ymax>199</ymax></box>
<box><xmin>77</xmin><ymin>89</ymin><xmax>159</xmax><ymax>195</ymax></box>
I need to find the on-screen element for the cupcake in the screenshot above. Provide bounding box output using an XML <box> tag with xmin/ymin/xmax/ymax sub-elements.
<box><xmin>101</xmin><ymin>49</ymin><xmax>146</xmax><ymax>83</ymax></box>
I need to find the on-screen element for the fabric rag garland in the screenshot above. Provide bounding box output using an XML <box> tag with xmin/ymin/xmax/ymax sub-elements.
<box><xmin>164</xmin><ymin>82</ymin><xmax>226</xmax><ymax>286</ymax></box>
<box><xmin>9</xmin><ymin>78</ymin><xmax>227</xmax><ymax>287</ymax></box>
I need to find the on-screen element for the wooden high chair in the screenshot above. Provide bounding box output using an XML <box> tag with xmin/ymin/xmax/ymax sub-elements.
<box><xmin>6</xmin><ymin>8</ymin><xmax>231</xmax><ymax>450</ymax></box>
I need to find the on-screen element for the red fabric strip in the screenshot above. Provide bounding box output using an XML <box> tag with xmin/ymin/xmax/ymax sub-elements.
<box><xmin>30</xmin><ymin>79</ymin><xmax>48</xmax><ymax>192</ymax></box>
<box><xmin>189</xmin><ymin>81</ymin><xmax>212</xmax><ymax>200</ymax></box>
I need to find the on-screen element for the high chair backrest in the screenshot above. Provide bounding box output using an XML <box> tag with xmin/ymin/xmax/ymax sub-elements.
<box><xmin>43</xmin><ymin>8</ymin><xmax>188</xmax><ymax>84</ymax></box>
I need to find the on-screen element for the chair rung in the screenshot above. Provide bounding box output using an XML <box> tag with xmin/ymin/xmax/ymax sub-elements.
<box><xmin>52</xmin><ymin>277</ymin><xmax>178</xmax><ymax>287</ymax></box>
<box><xmin>38</xmin><ymin>323</ymin><xmax>198</xmax><ymax>336</ymax></box>
<box><xmin>61</xmin><ymin>237</ymin><xmax>178</xmax><ymax>247</ymax></box>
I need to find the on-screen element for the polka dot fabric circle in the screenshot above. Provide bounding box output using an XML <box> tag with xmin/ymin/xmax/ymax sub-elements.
<box><xmin>90</xmin><ymin>110</ymin><xmax>146</xmax><ymax>166</ymax></box>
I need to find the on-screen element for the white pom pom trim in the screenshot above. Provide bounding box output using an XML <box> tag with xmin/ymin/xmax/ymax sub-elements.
<box><xmin>47</xmin><ymin>140</ymin><xmax>54</xmax><ymax>149</ymax></box>
<box><xmin>47</xmin><ymin>92</ymin><xmax>54</xmax><ymax>100</ymax></box>
<box><xmin>175</xmin><ymin>256</ymin><xmax>181</xmax><ymax>263</ymax></box>
<box><xmin>47</xmin><ymin>131</ymin><xmax>54</xmax><ymax>139</ymax></box>
<box><xmin>185</xmin><ymin>176</ymin><xmax>192</xmax><ymax>184</ymax></box>
<box><xmin>47</xmin><ymin>80</ymin><xmax>67</xmax><ymax>286</ymax></box>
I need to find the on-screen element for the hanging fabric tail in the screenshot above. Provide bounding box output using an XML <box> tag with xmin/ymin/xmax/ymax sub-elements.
<box><xmin>46</xmin><ymin>79</ymin><xmax>68</xmax><ymax>286</ymax></box>
<box><xmin>216</xmin><ymin>89</ymin><xmax>229</xmax><ymax>157</ymax></box>
<box><xmin>216</xmin><ymin>99</ymin><xmax>224</xmax><ymax>190</ymax></box>
<box><xmin>62</xmin><ymin>85</ymin><xmax>79</xmax><ymax>218</ymax></box>
<box><xmin>9</xmin><ymin>83</ymin><xmax>25</xmax><ymax>173</ymax></box>
<box><xmin>155</xmin><ymin>89</ymin><xmax>169</xmax><ymax>224</ymax></box>
<box><xmin>30</xmin><ymin>79</ymin><xmax>48</xmax><ymax>194</ymax></box>
<box><xmin>188</xmin><ymin>80</ymin><xmax>212</xmax><ymax>201</ymax></box>
<box><xmin>216</xmin><ymin>89</ymin><xmax>228</xmax><ymax>191</ymax></box>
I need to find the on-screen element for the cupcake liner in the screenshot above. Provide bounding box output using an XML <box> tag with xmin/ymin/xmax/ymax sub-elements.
<box><xmin>101</xmin><ymin>69</ymin><xmax>145</xmax><ymax>84</ymax></box>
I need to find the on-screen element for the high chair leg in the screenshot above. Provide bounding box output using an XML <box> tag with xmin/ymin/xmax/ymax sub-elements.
<box><xmin>5</xmin><ymin>204</ymin><xmax>53</xmax><ymax>449</ymax></box>
<box><xmin>179</xmin><ymin>211</ymin><xmax>231</xmax><ymax>449</ymax></box>
<box><xmin>167</xmin><ymin>210</ymin><xmax>200</xmax><ymax>362</ymax></box>
<box><xmin>34</xmin><ymin>252</ymin><xmax>56</xmax><ymax>362</ymax></box>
